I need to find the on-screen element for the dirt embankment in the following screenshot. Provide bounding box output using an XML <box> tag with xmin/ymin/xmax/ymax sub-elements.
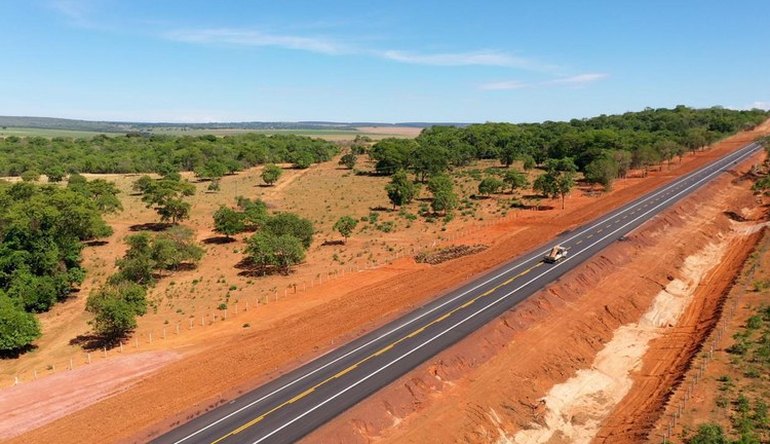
<box><xmin>6</xmin><ymin>126</ymin><xmax>769</xmax><ymax>443</ymax></box>
<box><xmin>305</xmin><ymin>152</ymin><xmax>766</xmax><ymax>443</ymax></box>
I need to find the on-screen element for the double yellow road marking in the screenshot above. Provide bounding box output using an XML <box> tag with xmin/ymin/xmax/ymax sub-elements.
<box><xmin>212</xmin><ymin>261</ymin><xmax>545</xmax><ymax>443</ymax></box>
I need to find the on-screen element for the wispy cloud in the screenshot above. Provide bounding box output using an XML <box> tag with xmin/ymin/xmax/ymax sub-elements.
<box><xmin>545</xmin><ymin>73</ymin><xmax>609</xmax><ymax>86</ymax></box>
<box><xmin>481</xmin><ymin>72</ymin><xmax>609</xmax><ymax>90</ymax></box>
<box><xmin>748</xmin><ymin>101</ymin><xmax>770</xmax><ymax>110</ymax></box>
<box><xmin>378</xmin><ymin>50</ymin><xmax>556</xmax><ymax>71</ymax></box>
<box><xmin>49</xmin><ymin>0</ymin><xmax>103</xmax><ymax>28</ymax></box>
<box><xmin>163</xmin><ymin>26</ymin><xmax>559</xmax><ymax>73</ymax></box>
<box><xmin>165</xmin><ymin>28</ymin><xmax>348</xmax><ymax>55</ymax></box>
<box><xmin>478</xmin><ymin>80</ymin><xmax>530</xmax><ymax>91</ymax></box>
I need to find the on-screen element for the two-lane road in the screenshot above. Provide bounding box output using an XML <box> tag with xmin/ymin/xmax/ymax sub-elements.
<box><xmin>155</xmin><ymin>141</ymin><xmax>761</xmax><ymax>444</ymax></box>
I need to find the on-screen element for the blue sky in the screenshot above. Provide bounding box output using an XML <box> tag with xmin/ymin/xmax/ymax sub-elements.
<box><xmin>1</xmin><ymin>0</ymin><xmax>768</xmax><ymax>123</ymax></box>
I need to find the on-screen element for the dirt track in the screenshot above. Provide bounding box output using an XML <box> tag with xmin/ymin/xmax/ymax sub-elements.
<box><xmin>6</xmin><ymin>125</ymin><xmax>769</xmax><ymax>443</ymax></box>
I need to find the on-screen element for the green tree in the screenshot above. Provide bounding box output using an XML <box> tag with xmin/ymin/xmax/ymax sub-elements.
<box><xmin>556</xmin><ymin>172</ymin><xmax>576</xmax><ymax>209</ymax></box>
<box><xmin>20</xmin><ymin>170</ymin><xmax>40</xmax><ymax>182</ymax></box>
<box><xmin>412</xmin><ymin>145</ymin><xmax>450</xmax><ymax>182</ymax></box>
<box><xmin>261</xmin><ymin>164</ymin><xmax>283</xmax><ymax>186</ymax></box>
<box><xmin>70</xmin><ymin>178</ymin><xmax>122</xmax><ymax>213</ymax></box>
<box><xmin>291</xmin><ymin>150</ymin><xmax>315</xmax><ymax>169</ymax></box>
<box><xmin>611</xmin><ymin>150</ymin><xmax>633</xmax><ymax>178</ymax></box>
<box><xmin>265</xmin><ymin>212</ymin><xmax>315</xmax><ymax>248</ymax></box>
<box><xmin>428</xmin><ymin>174</ymin><xmax>457</xmax><ymax>215</ymax></box>
<box><xmin>521</xmin><ymin>154</ymin><xmax>536</xmax><ymax>171</ymax></box>
<box><xmin>213</xmin><ymin>206</ymin><xmax>245</xmax><ymax>240</ymax></box>
<box><xmin>0</xmin><ymin>293</ymin><xmax>41</xmax><ymax>353</ymax></box>
<box><xmin>431</xmin><ymin>190</ymin><xmax>458</xmax><ymax>215</ymax></box>
<box><xmin>544</xmin><ymin>157</ymin><xmax>578</xmax><ymax>173</ymax></box>
<box><xmin>236</xmin><ymin>196</ymin><xmax>269</xmax><ymax>229</ymax></box>
<box><xmin>498</xmin><ymin>143</ymin><xmax>518</xmax><ymax>168</ymax></box>
<box><xmin>45</xmin><ymin>166</ymin><xmax>66</xmax><ymax>183</ymax></box>
<box><xmin>136</xmin><ymin>175</ymin><xmax>195</xmax><ymax>224</ymax></box>
<box><xmin>533</xmin><ymin>172</ymin><xmax>559</xmax><ymax>198</ymax></box>
<box><xmin>370</xmin><ymin>138</ymin><xmax>418</xmax><ymax>175</ymax></box>
<box><xmin>333</xmin><ymin>216</ymin><xmax>358</xmax><ymax>243</ymax></box>
<box><xmin>246</xmin><ymin>232</ymin><xmax>306</xmax><ymax>275</ymax></box>
<box><xmin>339</xmin><ymin>153</ymin><xmax>357</xmax><ymax>169</ymax></box>
<box><xmin>503</xmin><ymin>169</ymin><xmax>529</xmax><ymax>194</ymax></box>
<box><xmin>151</xmin><ymin>226</ymin><xmax>204</xmax><ymax>271</ymax></box>
<box><xmin>584</xmin><ymin>157</ymin><xmax>618</xmax><ymax>191</ymax></box>
<box><xmin>86</xmin><ymin>281</ymin><xmax>147</xmax><ymax>342</ymax></box>
<box><xmin>427</xmin><ymin>174</ymin><xmax>454</xmax><ymax>195</ymax></box>
<box><xmin>114</xmin><ymin>233</ymin><xmax>155</xmax><ymax>285</ymax></box>
<box><xmin>385</xmin><ymin>169</ymin><xmax>418</xmax><ymax>209</ymax></box>
<box><xmin>655</xmin><ymin>140</ymin><xmax>680</xmax><ymax>168</ymax></box>
<box><xmin>478</xmin><ymin>177</ymin><xmax>505</xmax><ymax>196</ymax></box>
<box><xmin>632</xmin><ymin>145</ymin><xmax>661</xmax><ymax>177</ymax></box>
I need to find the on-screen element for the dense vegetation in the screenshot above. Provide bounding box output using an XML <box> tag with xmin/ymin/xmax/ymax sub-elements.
<box><xmin>0</xmin><ymin>133</ymin><xmax>339</xmax><ymax>177</ymax></box>
<box><xmin>0</xmin><ymin>180</ymin><xmax>115</xmax><ymax>353</ymax></box>
<box><xmin>370</xmin><ymin>106</ymin><xmax>768</xmax><ymax>187</ymax></box>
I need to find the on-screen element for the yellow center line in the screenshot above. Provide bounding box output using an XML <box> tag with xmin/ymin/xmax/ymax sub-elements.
<box><xmin>211</xmin><ymin>261</ymin><xmax>544</xmax><ymax>442</ymax></box>
<box><xmin>575</xmin><ymin>240</ymin><xmax>583</xmax><ymax>245</ymax></box>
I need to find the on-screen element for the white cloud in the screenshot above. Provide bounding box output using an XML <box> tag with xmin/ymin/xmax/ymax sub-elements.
<box><xmin>481</xmin><ymin>72</ymin><xmax>609</xmax><ymax>91</ymax></box>
<box><xmin>49</xmin><ymin>0</ymin><xmax>105</xmax><ymax>28</ymax></box>
<box><xmin>479</xmin><ymin>80</ymin><xmax>530</xmax><ymax>91</ymax></box>
<box><xmin>165</xmin><ymin>28</ymin><xmax>347</xmax><ymax>55</ymax></box>
<box><xmin>545</xmin><ymin>73</ymin><xmax>609</xmax><ymax>86</ymax></box>
<box><xmin>379</xmin><ymin>50</ymin><xmax>553</xmax><ymax>70</ymax></box>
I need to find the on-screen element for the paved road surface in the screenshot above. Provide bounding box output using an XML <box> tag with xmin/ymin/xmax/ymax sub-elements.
<box><xmin>154</xmin><ymin>141</ymin><xmax>760</xmax><ymax>444</ymax></box>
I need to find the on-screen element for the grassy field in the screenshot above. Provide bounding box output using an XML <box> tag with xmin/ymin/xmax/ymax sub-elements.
<box><xmin>0</xmin><ymin>127</ymin><xmax>123</xmax><ymax>138</ymax></box>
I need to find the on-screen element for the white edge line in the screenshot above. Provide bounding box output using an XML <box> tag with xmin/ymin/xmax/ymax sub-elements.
<box><xmin>250</xmin><ymin>142</ymin><xmax>758</xmax><ymax>443</ymax></box>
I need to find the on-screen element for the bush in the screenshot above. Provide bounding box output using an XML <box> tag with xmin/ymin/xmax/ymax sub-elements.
<box><xmin>86</xmin><ymin>282</ymin><xmax>147</xmax><ymax>341</ymax></box>
<box><xmin>0</xmin><ymin>294</ymin><xmax>41</xmax><ymax>353</ymax></box>
<box><xmin>264</xmin><ymin>212</ymin><xmax>314</xmax><ymax>249</ymax></box>
<box><xmin>246</xmin><ymin>232</ymin><xmax>306</xmax><ymax>275</ymax></box>
<box><xmin>261</xmin><ymin>164</ymin><xmax>283</xmax><ymax>185</ymax></box>
<box><xmin>688</xmin><ymin>423</ymin><xmax>729</xmax><ymax>444</ymax></box>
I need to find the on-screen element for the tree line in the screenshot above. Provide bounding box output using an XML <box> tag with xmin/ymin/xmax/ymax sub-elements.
<box><xmin>370</xmin><ymin>106</ymin><xmax>767</xmax><ymax>187</ymax></box>
<box><xmin>0</xmin><ymin>132</ymin><xmax>339</xmax><ymax>178</ymax></box>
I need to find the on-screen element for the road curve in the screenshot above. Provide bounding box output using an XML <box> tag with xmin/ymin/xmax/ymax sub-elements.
<box><xmin>154</xmin><ymin>141</ymin><xmax>761</xmax><ymax>444</ymax></box>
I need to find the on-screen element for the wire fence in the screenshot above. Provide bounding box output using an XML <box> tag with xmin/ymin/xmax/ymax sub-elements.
<box><xmin>1</xmin><ymin>210</ymin><xmax>527</xmax><ymax>390</ymax></box>
<box><xmin>652</xmin><ymin>236</ymin><xmax>766</xmax><ymax>443</ymax></box>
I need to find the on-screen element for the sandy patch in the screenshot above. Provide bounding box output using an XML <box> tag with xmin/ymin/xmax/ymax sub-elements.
<box><xmin>510</xmin><ymin>242</ymin><xmax>727</xmax><ymax>443</ymax></box>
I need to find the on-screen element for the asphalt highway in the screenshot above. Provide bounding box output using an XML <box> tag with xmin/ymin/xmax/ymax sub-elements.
<box><xmin>154</xmin><ymin>141</ymin><xmax>761</xmax><ymax>444</ymax></box>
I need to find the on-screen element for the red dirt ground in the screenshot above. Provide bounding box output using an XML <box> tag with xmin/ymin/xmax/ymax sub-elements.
<box><xmin>5</xmin><ymin>124</ymin><xmax>769</xmax><ymax>443</ymax></box>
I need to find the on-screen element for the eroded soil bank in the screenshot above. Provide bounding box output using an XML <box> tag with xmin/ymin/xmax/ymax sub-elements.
<box><xmin>306</xmin><ymin>151</ymin><xmax>766</xmax><ymax>443</ymax></box>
